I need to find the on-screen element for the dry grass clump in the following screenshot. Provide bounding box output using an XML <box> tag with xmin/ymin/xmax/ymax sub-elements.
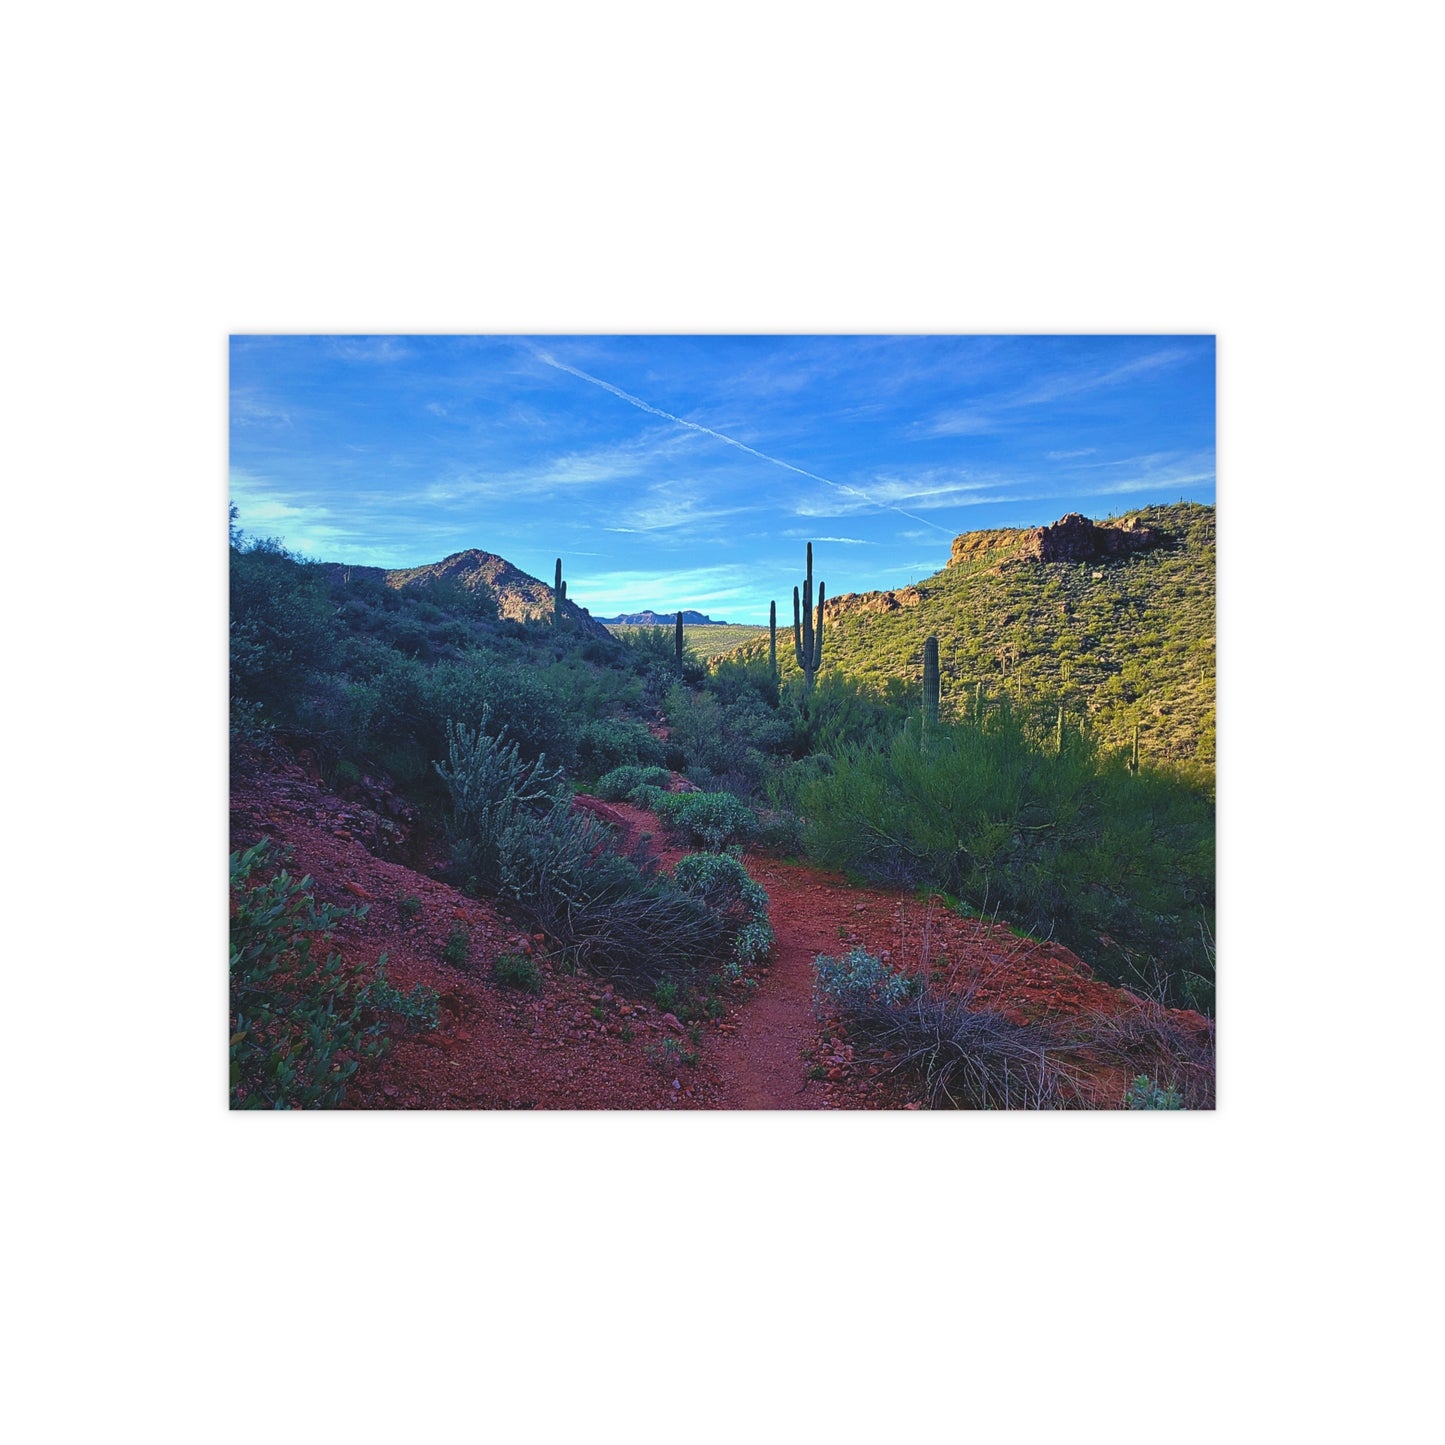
<box><xmin>1078</xmin><ymin>995</ymin><xmax>1216</xmax><ymax>1109</ymax></box>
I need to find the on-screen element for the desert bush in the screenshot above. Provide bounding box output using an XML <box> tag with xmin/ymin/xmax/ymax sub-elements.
<box><xmin>799</xmin><ymin>713</ymin><xmax>1214</xmax><ymax>1011</ymax></box>
<box><xmin>814</xmin><ymin>947</ymin><xmax>1075</xmax><ymax>1109</ymax></box>
<box><xmin>654</xmin><ymin>790</ymin><xmax>758</xmax><ymax>851</ymax></box>
<box><xmin>753</xmin><ymin>807</ymin><xmax>805</xmax><ymax>856</ymax></box>
<box><xmin>673</xmin><ymin>851</ymin><xmax>775</xmax><ymax>970</ymax></box>
<box><xmin>662</xmin><ymin>681</ymin><xmax>790</xmax><ymax>797</ymax></box>
<box><xmin>361</xmin><ymin>966</ymin><xmax>440</xmax><ymax>1031</ymax></box>
<box><xmin>433</xmin><ymin>715</ymin><xmax>569</xmax><ymax>890</ymax></box>
<box><xmin>494</xmin><ymin>952</ymin><xmax>543</xmax><ymax>994</ymax></box>
<box><xmin>1124</xmin><ymin>1075</ymin><xmax>1184</xmax><ymax>1109</ymax></box>
<box><xmin>578</xmin><ymin>717</ymin><xmax>666</xmax><ymax>776</ymax></box>
<box><xmin>549</xmin><ymin>868</ymin><xmax>730</xmax><ymax>988</ymax></box>
<box><xmin>424</xmin><ymin>659</ymin><xmax>580</xmax><ymax>767</ymax></box>
<box><xmin>1078</xmin><ymin>995</ymin><xmax>1215</xmax><ymax>1109</ymax></box>
<box><xmin>673</xmin><ymin>852</ymin><xmax>767</xmax><ymax>929</ymax></box>
<box><xmin>229</xmin><ymin>539</ymin><xmax>337</xmax><ymax>717</ymax></box>
<box><xmin>493</xmin><ymin>794</ymin><xmax>617</xmax><ymax>915</ymax></box>
<box><xmin>230</xmin><ymin>840</ymin><xmax>402</xmax><ymax>1108</ymax></box>
<box><xmin>595</xmin><ymin>764</ymin><xmax>672</xmax><ymax>802</ymax></box>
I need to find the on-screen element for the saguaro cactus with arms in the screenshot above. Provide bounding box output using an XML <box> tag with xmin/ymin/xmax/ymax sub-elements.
<box><xmin>793</xmin><ymin>543</ymin><xmax>825</xmax><ymax>694</ymax></box>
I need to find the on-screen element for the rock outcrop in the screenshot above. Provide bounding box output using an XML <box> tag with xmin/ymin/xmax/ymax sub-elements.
<box><xmin>949</xmin><ymin>514</ymin><xmax>1166</xmax><ymax>569</ymax></box>
<box><xmin>822</xmin><ymin>585</ymin><xmax>923</xmax><ymax>622</ymax></box>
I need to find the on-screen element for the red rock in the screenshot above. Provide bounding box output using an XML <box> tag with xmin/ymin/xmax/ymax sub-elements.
<box><xmin>344</xmin><ymin>881</ymin><xmax>372</xmax><ymax>900</ymax></box>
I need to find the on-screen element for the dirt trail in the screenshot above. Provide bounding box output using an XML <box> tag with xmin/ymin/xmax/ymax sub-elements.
<box><xmin>699</xmin><ymin>856</ymin><xmax>846</xmax><ymax>1109</ymax></box>
<box><xmin>231</xmin><ymin>753</ymin><xmax>1208</xmax><ymax>1111</ymax></box>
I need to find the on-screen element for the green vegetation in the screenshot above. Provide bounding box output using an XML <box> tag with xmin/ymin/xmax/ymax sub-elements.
<box><xmin>792</xmin><ymin>541</ymin><xmax>826</xmax><ymax>694</ymax></box>
<box><xmin>798</xmin><ymin>705</ymin><xmax>1214</xmax><ymax>1012</ymax></box>
<box><xmin>494</xmin><ymin>952</ymin><xmax>543</xmax><ymax>994</ymax></box>
<box><xmin>232</xmin><ymin>501</ymin><xmax>1215</xmax><ymax>1049</ymax></box>
<box><xmin>607</xmin><ymin>622</ymin><xmax>771</xmax><ymax>661</ymax></box>
<box><xmin>813</xmin><ymin>946</ymin><xmax>1073</xmax><ymax>1109</ymax></box>
<box><xmin>229</xmin><ymin>840</ymin><xmax>436</xmax><ymax>1109</ymax></box>
<box><xmin>1125</xmin><ymin>1074</ymin><xmax>1185</xmax><ymax>1109</ymax></box>
<box><xmin>732</xmin><ymin>503</ymin><xmax>1215</xmax><ymax>769</ymax></box>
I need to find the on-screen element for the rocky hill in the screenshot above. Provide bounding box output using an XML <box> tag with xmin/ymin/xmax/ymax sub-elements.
<box><xmin>743</xmin><ymin>503</ymin><xmax>1215</xmax><ymax>768</ymax></box>
<box><xmin>324</xmin><ymin>549</ymin><xmax>612</xmax><ymax>639</ymax></box>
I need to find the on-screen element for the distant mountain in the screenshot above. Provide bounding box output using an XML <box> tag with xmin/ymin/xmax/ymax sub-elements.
<box><xmin>599</xmin><ymin>609</ymin><xmax>726</xmax><ymax>626</ymax></box>
<box><xmin>322</xmin><ymin>549</ymin><xmax>613</xmax><ymax>639</ymax></box>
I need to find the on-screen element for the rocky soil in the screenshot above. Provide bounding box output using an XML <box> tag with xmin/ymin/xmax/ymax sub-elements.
<box><xmin>230</xmin><ymin>743</ymin><xmax>1212</xmax><ymax>1110</ymax></box>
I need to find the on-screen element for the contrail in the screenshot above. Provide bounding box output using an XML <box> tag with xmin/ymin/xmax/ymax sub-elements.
<box><xmin>528</xmin><ymin>345</ymin><xmax>954</xmax><ymax>535</ymax></box>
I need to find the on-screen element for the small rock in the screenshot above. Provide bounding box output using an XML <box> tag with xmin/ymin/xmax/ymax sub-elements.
<box><xmin>660</xmin><ymin>1013</ymin><xmax>684</xmax><ymax>1033</ymax></box>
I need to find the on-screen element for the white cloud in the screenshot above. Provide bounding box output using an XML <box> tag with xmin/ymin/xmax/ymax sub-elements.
<box><xmin>329</xmin><ymin>337</ymin><xmax>412</xmax><ymax>363</ymax></box>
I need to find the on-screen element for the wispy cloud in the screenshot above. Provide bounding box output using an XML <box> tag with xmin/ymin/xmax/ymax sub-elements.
<box><xmin>606</xmin><ymin>484</ymin><xmax>756</xmax><ymax>536</ymax></box>
<box><xmin>1047</xmin><ymin>447</ymin><xmax>1096</xmax><ymax>460</ymax></box>
<box><xmin>922</xmin><ymin>346</ymin><xmax>1194</xmax><ymax>438</ymax></box>
<box><xmin>231</xmin><ymin>390</ymin><xmax>292</xmax><ymax>428</ymax></box>
<box><xmin>527</xmin><ymin>344</ymin><xmax>955</xmax><ymax>535</ymax></box>
<box><xmin>417</xmin><ymin>430</ymin><xmax>701</xmax><ymax>506</ymax></box>
<box><xmin>570</xmin><ymin>564</ymin><xmax>758</xmax><ymax>612</ymax></box>
<box><xmin>329</xmin><ymin>337</ymin><xmax>412</xmax><ymax>363</ymax></box>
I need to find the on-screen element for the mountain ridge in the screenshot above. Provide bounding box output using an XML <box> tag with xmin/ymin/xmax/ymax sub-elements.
<box><xmin>321</xmin><ymin>548</ymin><xmax>612</xmax><ymax>639</ymax></box>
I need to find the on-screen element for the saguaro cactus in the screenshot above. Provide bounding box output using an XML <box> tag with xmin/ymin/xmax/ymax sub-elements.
<box><xmin>922</xmin><ymin>635</ymin><xmax>940</xmax><ymax>738</ymax></box>
<box><xmin>792</xmin><ymin>542</ymin><xmax>826</xmax><ymax>693</ymax></box>
<box><xmin>1056</xmin><ymin>705</ymin><xmax>1065</xmax><ymax>757</ymax></box>
<box><xmin>674</xmin><ymin>610</ymin><xmax>684</xmax><ymax>672</ymax></box>
<box><xmin>553</xmin><ymin>558</ymin><xmax>567</xmax><ymax>628</ymax></box>
<box><xmin>768</xmin><ymin>600</ymin><xmax>778</xmax><ymax>680</ymax></box>
<box><xmin>1128</xmin><ymin>721</ymin><xmax>1141</xmax><ymax>774</ymax></box>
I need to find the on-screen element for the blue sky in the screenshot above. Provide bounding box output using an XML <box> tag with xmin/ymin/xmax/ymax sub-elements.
<box><xmin>229</xmin><ymin>335</ymin><xmax>1214</xmax><ymax>625</ymax></box>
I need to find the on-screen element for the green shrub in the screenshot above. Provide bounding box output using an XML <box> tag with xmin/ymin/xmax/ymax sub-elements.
<box><xmin>800</xmin><ymin>713</ymin><xmax>1214</xmax><ymax>1011</ymax></box>
<box><xmin>578</xmin><ymin>718</ymin><xmax>666</xmax><ymax>777</ymax></box>
<box><xmin>494</xmin><ymin>952</ymin><xmax>543</xmax><ymax>994</ymax></box>
<box><xmin>229</xmin><ymin>840</ymin><xmax>387</xmax><ymax>1109</ymax></box>
<box><xmin>433</xmin><ymin>714</ymin><xmax>569</xmax><ymax>890</ymax></box>
<box><xmin>673</xmin><ymin>851</ymin><xmax>774</xmax><ymax>971</ymax></box>
<box><xmin>361</xmin><ymin>966</ymin><xmax>440</xmax><ymax>1031</ymax></box>
<box><xmin>813</xmin><ymin>946</ymin><xmax>921</xmax><ymax>1011</ymax></box>
<box><xmin>654</xmin><ymin>790</ymin><xmax>758</xmax><ymax>851</ymax></box>
<box><xmin>443</xmin><ymin>926</ymin><xmax>470</xmax><ymax>967</ymax></box>
<box><xmin>595</xmin><ymin>764</ymin><xmax>672</xmax><ymax>802</ymax></box>
<box><xmin>1124</xmin><ymin>1074</ymin><xmax>1186</xmax><ymax>1110</ymax></box>
<box><xmin>813</xmin><ymin>946</ymin><xmax>1076</xmax><ymax>1109</ymax></box>
<box><xmin>754</xmin><ymin>808</ymin><xmax>804</xmax><ymax>856</ymax></box>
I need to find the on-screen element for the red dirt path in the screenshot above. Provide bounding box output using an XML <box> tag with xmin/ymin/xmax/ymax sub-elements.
<box><xmin>230</xmin><ymin>747</ymin><xmax>1209</xmax><ymax>1110</ymax></box>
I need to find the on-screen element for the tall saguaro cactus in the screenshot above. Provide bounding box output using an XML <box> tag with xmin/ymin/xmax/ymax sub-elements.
<box><xmin>674</xmin><ymin>610</ymin><xmax>685</xmax><ymax>672</ymax></box>
<box><xmin>553</xmin><ymin>558</ymin><xmax>567</xmax><ymax>628</ymax></box>
<box><xmin>792</xmin><ymin>542</ymin><xmax>826</xmax><ymax>694</ymax></box>
<box><xmin>768</xmin><ymin>600</ymin><xmax>778</xmax><ymax>681</ymax></box>
<box><xmin>922</xmin><ymin>635</ymin><xmax>940</xmax><ymax>737</ymax></box>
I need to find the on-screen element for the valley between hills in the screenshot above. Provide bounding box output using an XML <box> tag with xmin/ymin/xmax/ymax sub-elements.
<box><xmin>229</xmin><ymin>502</ymin><xmax>1215</xmax><ymax>1110</ymax></box>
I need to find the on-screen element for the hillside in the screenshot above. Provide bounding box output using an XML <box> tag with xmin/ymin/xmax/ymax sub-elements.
<box><xmin>608</xmin><ymin>621</ymin><xmax>772</xmax><ymax>661</ymax></box>
<box><xmin>737</xmin><ymin>503</ymin><xmax>1215</xmax><ymax>767</ymax></box>
<box><xmin>323</xmin><ymin>549</ymin><xmax>611</xmax><ymax>639</ymax></box>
